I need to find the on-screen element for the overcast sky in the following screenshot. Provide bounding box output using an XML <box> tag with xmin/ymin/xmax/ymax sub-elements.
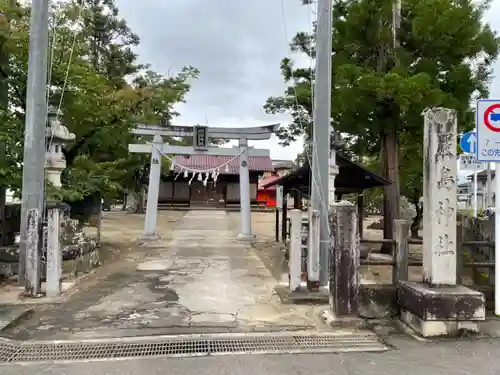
<box><xmin>115</xmin><ymin>0</ymin><xmax>500</xmax><ymax>162</ymax></box>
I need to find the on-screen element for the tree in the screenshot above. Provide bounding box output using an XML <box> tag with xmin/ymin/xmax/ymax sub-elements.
<box><xmin>80</xmin><ymin>0</ymin><xmax>141</xmax><ymax>86</ymax></box>
<box><xmin>265</xmin><ymin>0</ymin><xmax>498</xmax><ymax>247</ymax></box>
<box><xmin>2</xmin><ymin>0</ymin><xmax>199</xmax><ymax>208</ymax></box>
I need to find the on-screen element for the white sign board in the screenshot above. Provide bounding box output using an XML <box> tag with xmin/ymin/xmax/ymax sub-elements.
<box><xmin>276</xmin><ymin>185</ymin><xmax>284</xmax><ymax>210</ymax></box>
<box><xmin>459</xmin><ymin>154</ymin><xmax>487</xmax><ymax>171</ymax></box>
<box><xmin>476</xmin><ymin>99</ymin><xmax>500</xmax><ymax>162</ymax></box>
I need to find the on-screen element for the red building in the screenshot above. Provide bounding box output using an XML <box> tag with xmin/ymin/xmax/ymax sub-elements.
<box><xmin>257</xmin><ymin>175</ymin><xmax>282</xmax><ymax>207</ymax></box>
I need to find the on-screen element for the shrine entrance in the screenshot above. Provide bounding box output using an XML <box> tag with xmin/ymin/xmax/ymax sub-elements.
<box><xmin>190</xmin><ymin>180</ymin><xmax>223</xmax><ymax>207</ymax></box>
<box><xmin>128</xmin><ymin>123</ymin><xmax>278</xmax><ymax>240</ymax></box>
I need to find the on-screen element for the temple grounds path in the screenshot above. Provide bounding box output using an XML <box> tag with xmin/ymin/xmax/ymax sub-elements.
<box><xmin>2</xmin><ymin>210</ymin><xmax>329</xmax><ymax>341</ymax></box>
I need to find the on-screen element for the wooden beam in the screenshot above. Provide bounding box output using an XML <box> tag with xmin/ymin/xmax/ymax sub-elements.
<box><xmin>132</xmin><ymin>123</ymin><xmax>280</xmax><ymax>140</ymax></box>
<box><xmin>128</xmin><ymin>144</ymin><xmax>270</xmax><ymax>157</ymax></box>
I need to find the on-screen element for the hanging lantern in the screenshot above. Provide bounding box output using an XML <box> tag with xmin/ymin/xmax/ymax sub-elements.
<box><xmin>183</xmin><ymin>169</ymin><xmax>189</xmax><ymax>178</ymax></box>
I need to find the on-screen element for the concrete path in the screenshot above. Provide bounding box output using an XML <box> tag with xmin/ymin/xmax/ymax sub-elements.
<box><xmin>3</xmin><ymin>210</ymin><xmax>326</xmax><ymax>340</ymax></box>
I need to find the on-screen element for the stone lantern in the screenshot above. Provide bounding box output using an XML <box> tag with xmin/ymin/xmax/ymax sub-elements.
<box><xmin>45</xmin><ymin>107</ymin><xmax>75</xmax><ymax>187</ymax></box>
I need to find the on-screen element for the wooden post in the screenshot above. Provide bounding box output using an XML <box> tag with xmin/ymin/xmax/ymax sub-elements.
<box><xmin>329</xmin><ymin>202</ymin><xmax>359</xmax><ymax>317</ymax></box>
<box><xmin>393</xmin><ymin>219</ymin><xmax>410</xmax><ymax>284</ymax></box>
<box><xmin>97</xmin><ymin>197</ymin><xmax>102</xmax><ymax>244</ymax></box>
<box><xmin>289</xmin><ymin>209</ymin><xmax>302</xmax><ymax>292</ymax></box>
<box><xmin>281</xmin><ymin>198</ymin><xmax>288</xmax><ymax>242</ymax></box>
<box><xmin>275</xmin><ymin>209</ymin><xmax>280</xmax><ymax>242</ymax></box>
<box><xmin>293</xmin><ymin>190</ymin><xmax>300</xmax><ymax>209</ymax></box>
<box><xmin>357</xmin><ymin>192</ymin><xmax>364</xmax><ymax>239</ymax></box>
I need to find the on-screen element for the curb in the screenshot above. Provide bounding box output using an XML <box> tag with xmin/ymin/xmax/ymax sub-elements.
<box><xmin>0</xmin><ymin>306</ymin><xmax>34</xmax><ymax>333</ymax></box>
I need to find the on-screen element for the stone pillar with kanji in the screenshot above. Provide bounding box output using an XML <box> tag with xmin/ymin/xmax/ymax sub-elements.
<box><xmin>398</xmin><ymin>107</ymin><xmax>485</xmax><ymax>337</ymax></box>
<box><xmin>44</xmin><ymin>107</ymin><xmax>75</xmax><ymax>296</ymax></box>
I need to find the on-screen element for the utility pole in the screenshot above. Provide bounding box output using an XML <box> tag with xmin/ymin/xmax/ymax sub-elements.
<box><xmin>310</xmin><ymin>0</ymin><xmax>333</xmax><ymax>289</ymax></box>
<box><xmin>18</xmin><ymin>0</ymin><xmax>49</xmax><ymax>295</ymax></box>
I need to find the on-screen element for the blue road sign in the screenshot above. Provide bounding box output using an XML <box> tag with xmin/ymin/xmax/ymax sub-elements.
<box><xmin>460</xmin><ymin>131</ymin><xmax>477</xmax><ymax>154</ymax></box>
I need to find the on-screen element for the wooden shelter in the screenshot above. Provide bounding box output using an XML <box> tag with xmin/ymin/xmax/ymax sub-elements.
<box><xmin>261</xmin><ymin>152</ymin><xmax>391</xmax><ymax>241</ymax></box>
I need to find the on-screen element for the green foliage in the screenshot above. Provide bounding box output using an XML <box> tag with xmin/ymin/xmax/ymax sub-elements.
<box><xmin>0</xmin><ymin>0</ymin><xmax>199</xmax><ymax>202</ymax></box>
<box><xmin>265</xmin><ymin>0</ymin><xmax>499</xmax><ymax>204</ymax></box>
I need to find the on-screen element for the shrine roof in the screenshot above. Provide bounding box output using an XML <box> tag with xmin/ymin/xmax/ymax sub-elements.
<box><xmin>172</xmin><ymin>155</ymin><xmax>274</xmax><ymax>175</ymax></box>
<box><xmin>261</xmin><ymin>152</ymin><xmax>391</xmax><ymax>195</ymax></box>
<box><xmin>258</xmin><ymin>175</ymin><xmax>282</xmax><ymax>191</ymax></box>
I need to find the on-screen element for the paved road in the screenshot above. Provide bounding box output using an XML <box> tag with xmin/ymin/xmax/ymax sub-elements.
<box><xmin>1</xmin><ymin>337</ymin><xmax>499</xmax><ymax>375</ymax></box>
<box><xmin>4</xmin><ymin>210</ymin><xmax>324</xmax><ymax>341</ymax></box>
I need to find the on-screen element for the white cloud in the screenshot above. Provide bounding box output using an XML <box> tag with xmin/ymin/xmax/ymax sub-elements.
<box><xmin>115</xmin><ymin>0</ymin><xmax>500</xmax><ymax>162</ymax></box>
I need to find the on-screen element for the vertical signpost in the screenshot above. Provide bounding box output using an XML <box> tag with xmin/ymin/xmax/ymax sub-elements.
<box><xmin>459</xmin><ymin>131</ymin><xmax>485</xmax><ymax>216</ymax></box>
<box><xmin>476</xmin><ymin>99</ymin><xmax>500</xmax><ymax>316</ymax></box>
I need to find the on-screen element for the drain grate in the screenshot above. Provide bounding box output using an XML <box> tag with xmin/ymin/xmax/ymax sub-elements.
<box><xmin>0</xmin><ymin>331</ymin><xmax>389</xmax><ymax>363</ymax></box>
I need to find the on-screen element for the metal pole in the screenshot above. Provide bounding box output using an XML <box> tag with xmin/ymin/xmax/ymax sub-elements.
<box><xmin>487</xmin><ymin>163</ymin><xmax>492</xmax><ymax>207</ymax></box>
<box><xmin>19</xmin><ymin>0</ymin><xmax>49</xmax><ymax>292</ymax></box>
<box><xmin>473</xmin><ymin>169</ymin><xmax>478</xmax><ymax>216</ymax></box>
<box><xmin>311</xmin><ymin>0</ymin><xmax>333</xmax><ymax>289</ymax></box>
<box><xmin>495</xmin><ymin>163</ymin><xmax>500</xmax><ymax>316</ymax></box>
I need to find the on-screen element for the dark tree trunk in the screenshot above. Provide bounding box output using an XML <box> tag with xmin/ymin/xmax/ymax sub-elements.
<box><xmin>381</xmin><ymin>123</ymin><xmax>401</xmax><ymax>254</ymax></box>
<box><xmin>121</xmin><ymin>193</ymin><xmax>127</xmax><ymax>211</ymax></box>
<box><xmin>411</xmin><ymin>200</ymin><xmax>423</xmax><ymax>238</ymax></box>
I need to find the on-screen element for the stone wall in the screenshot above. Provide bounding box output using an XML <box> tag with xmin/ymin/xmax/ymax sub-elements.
<box><xmin>0</xmin><ymin>204</ymin><xmax>100</xmax><ymax>280</ymax></box>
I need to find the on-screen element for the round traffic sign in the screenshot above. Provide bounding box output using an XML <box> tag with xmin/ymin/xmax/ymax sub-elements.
<box><xmin>484</xmin><ymin>103</ymin><xmax>500</xmax><ymax>132</ymax></box>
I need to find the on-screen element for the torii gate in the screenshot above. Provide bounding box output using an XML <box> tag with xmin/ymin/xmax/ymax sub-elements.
<box><xmin>128</xmin><ymin>123</ymin><xmax>279</xmax><ymax>241</ymax></box>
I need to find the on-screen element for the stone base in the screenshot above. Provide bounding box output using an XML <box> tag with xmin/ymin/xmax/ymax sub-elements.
<box><xmin>400</xmin><ymin>309</ymin><xmax>480</xmax><ymax>337</ymax></box>
<box><xmin>140</xmin><ymin>233</ymin><xmax>160</xmax><ymax>241</ymax></box>
<box><xmin>398</xmin><ymin>281</ymin><xmax>485</xmax><ymax>337</ymax></box>
<box><xmin>321</xmin><ymin>309</ymin><xmax>366</xmax><ymax>329</ymax></box>
<box><xmin>236</xmin><ymin>233</ymin><xmax>256</xmax><ymax>241</ymax></box>
<box><xmin>275</xmin><ymin>285</ymin><xmax>329</xmax><ymax>304</ymax></box>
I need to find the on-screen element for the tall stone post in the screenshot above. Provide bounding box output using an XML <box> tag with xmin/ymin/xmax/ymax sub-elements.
<box><xmin>46</xmin><ymin>202</ymin><xmax>62</xmax><ymax>297</ymax></box>
<box><xmin>289</xmin><ymin>209</ymin><xmax>302</xmax><ymax>292</ymax></box>
<box><xmin>398</xmin><ymin>107</ymin><xmax>485</xmax><ymax>337</ymax></box>
<box><xmin>43</xmin><ymin>108</ymin><xmax>75</xmax><ymax>297</ymax></box>
<box><xmin>328</xmin><ymin>202</ymin><xmax>360</xmax><ymax>318</ymax></box>
<box><xmin>142</xmin><ymin>134</ymin><xmax>162</xmax><ymax>240</ymax></box>
<box><xmin>307</xmin><ymin>209</ymin><xmax>320</xmax><ymax>288</ymax></box>
<box><xmin>237</xmin><ymin>138</ymin><xmax>255</xmax><ymax>241</ymax></box>
<box><xmin>422</xmin><ymin>108</ymin><xmax>457</xmax><ymax>285</ymax></box>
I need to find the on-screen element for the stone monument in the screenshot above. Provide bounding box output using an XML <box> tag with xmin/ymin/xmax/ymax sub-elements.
<box><xmin>398</xmin><ymin>107</ymin><xmax>485</xmax><ymax>337</ymax></box>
